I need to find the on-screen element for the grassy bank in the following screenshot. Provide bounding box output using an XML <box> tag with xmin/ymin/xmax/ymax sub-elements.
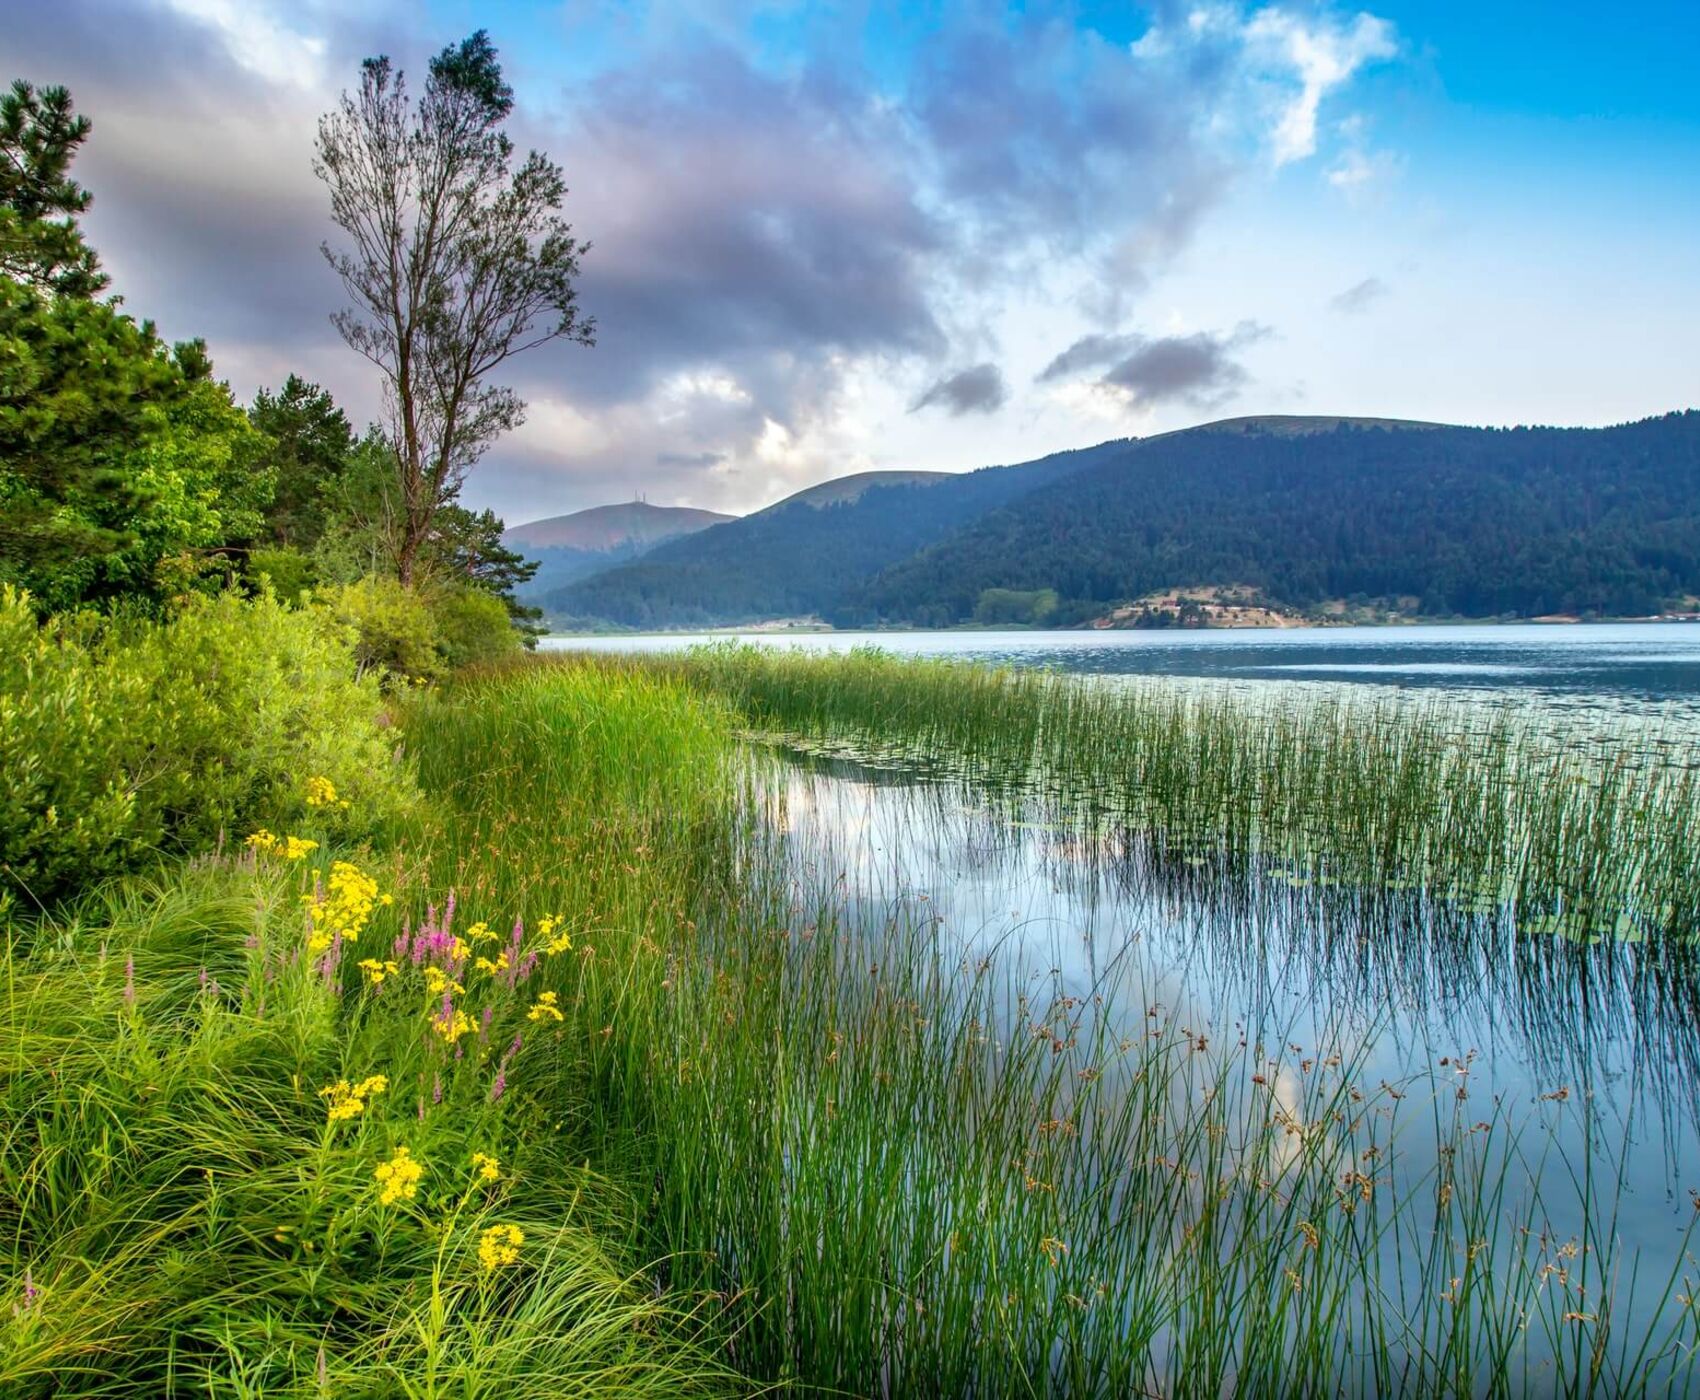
<box><xmin>6</xmin><ymin>650</ymin><xmax>1699</xmax><ymax>1394</ymax></box>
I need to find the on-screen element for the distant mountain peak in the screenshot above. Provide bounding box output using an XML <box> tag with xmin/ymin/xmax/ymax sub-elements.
<box><xmin>504</xmin><ymin>501</ymin><xmax>735</xmax><ymax>552</ymax></box>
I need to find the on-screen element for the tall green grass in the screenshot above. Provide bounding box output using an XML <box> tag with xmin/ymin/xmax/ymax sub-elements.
<box><xmin>401</xmin><ymin>656</ymin><xmax>1700</xmax><ymax>1394</ymax></box>
<box><xmin>582</xmin><ymin>644</ymin><xmax>1700</xmax><ymax>944</ymax></box>
<box><xmin>0</xmin><ymin>664</ymin><xmax>742</xmax><ymax>1397</ymax></box>
<box><xmin>8</xmin><ymin>653</ymin><xmax>1698</xmax><ymax>1395</ymax></box>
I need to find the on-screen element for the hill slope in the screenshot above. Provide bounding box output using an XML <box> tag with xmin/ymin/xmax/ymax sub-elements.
<box><xmin>504</xmin><ymin>502</ymin><xmax>734</xmax><ymax>599</ymax></box>
<box><xmin>551</xmin><ymin>443</ymin><xmax>1132</xmax><ymax>626</ymax></box>
<box><xmin>842</xmin><ymin>412</ymin><xmax>1700</xmax><ymax>625</ymax></box>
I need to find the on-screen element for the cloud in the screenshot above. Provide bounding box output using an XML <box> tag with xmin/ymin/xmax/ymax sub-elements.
<box><xmin>1330</xmin><ymin>276</ymin><xmax>1390</xmax><ymax>313</ymax></box>
<box><xmin>6</xmin><ymin>1</ymin><xmax>1398</xmax><ymax>521</ymax></box>
<box><xmin>1244</xmin><ymin>8</ymin><xmax>1398</xmax><ymax>166</ymax></box>
<box><xmin>1039</xmin><ymin>321</ymin><xmax>1271</xmax><ymax>412</ymax></box>
<box><xmin>910</xmin><ymin>363</ymin><xmax>1009</xmax><ymax>416</ymax></box>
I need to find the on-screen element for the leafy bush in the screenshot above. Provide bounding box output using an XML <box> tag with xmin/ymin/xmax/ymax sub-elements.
<box><xmin>323</xmin><ymin>575</ymin><xmax>444</xmax><ymax>685</ymax></box>
<box><xmin>0</xmin><ymin>586</ymin><xmax>415</xmax><ymax>904</ymax></box>
<box><xmin>247</xmin><ymin>544</ymin><xmax>316</xmax><ymax>601</ymax></box>
<box><xmin>431</xmin><ymin>583</ymin><xmax>521</xmax><ymax>670</ymax></box>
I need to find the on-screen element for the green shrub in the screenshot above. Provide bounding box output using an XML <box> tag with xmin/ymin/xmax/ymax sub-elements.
<box><xmin>430</xmin><ymin>583</ymin><xmax>521</xmax><ymax>670</ymax></box>
<box><xmin>246</xmin><ymin>544</ymin><xmax>316</xmax><ymax>601</ymax></box>
<box><xmin>0</xmin><ymin>586</ymin><xmax>416</xmax><ymax>905</ymax></box>
<box><xmin>323</xmin><ymin>575</ymin><xmax>444</xmax><ymax>685</ymax></box>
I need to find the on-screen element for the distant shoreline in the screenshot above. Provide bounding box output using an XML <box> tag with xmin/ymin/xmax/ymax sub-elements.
<box><xmin>543</xmin><ymin>613</ymin><xmax>1700</xmax><ymax>642</ymax></box>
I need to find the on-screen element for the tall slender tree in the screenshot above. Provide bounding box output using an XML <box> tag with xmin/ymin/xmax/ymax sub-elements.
<box><xmin>314</xmin><ymin>31</ymin><xmax>593</xmax><ymax>584</ymax></box>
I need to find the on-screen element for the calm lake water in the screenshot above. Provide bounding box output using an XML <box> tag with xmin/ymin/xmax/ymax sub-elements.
<box><xmin>549</xmin><ymin>622</ymin><xmax>1700</xmax><ymax>1372</ymax></box>
<box><xmin>545</xmin><ymin>620</ymin><xmax>1700</xmax><ymax>718</ymax></box>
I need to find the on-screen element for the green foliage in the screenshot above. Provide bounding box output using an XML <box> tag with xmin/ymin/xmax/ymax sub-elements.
<box><xmin>246</xmin><ymin>546</ymin><xmax>316</xmax><ymax>601</ymax></box>
<box><xmin>429</xmin><ymin>504</ymin><xmax>544</xmax><ymax>645</ymax></box>
<box><xmin>322</xmin><ymin>575</ymin><xmax>444</xmax><ymax>686</ymax></box>
<box><xmin>0</xmin><ymin>587</ymin><xmax>414</xmax><ymax>905</ymax></box>
<box><xmin>0</xmin><ymin>281</ymin><xmax>271</xmax><ymax>611</ymax></box>
<box><xmin>432</xmin><ymin>584</ymin><xmax>521</xmax><ymax>670</ymax></box>
<box><xmin>971</xmin><ymin>585</ymin><xmax>1057</xmax><ymax>625</ymax></box>
<box><xmin>0</xmin><ymin>79</ymin><xmax>105</xmax><ymax>296</ymax></box>
<box><xmin>248</xmin><ymin>374</ymin><xmax>355</xmax><ymax>549</ymax></box>
<box><xmin>852</xmin><ymin>414</ymin><xmax>1700</xmax><ymax>623</ymax></box>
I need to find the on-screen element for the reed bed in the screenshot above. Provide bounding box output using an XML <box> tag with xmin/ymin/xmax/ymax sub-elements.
<box><xmin>402</xmin><ymin>656</ymin><xmax>1699</xmax><ymax>1394</ymax></box>
<box><xmin>573</xmin><ymin>644</ymin><xmax>1700</xmax><ymax>946</ymax></box>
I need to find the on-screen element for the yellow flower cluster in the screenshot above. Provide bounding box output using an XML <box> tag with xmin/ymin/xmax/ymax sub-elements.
<box><xmin>527</xmin><ymin>991</ymin><xmax>564</xmax><ymax>1024</ymax></box>
<box><xmin>475</xmin><ymin>951</ymin><xmax>510</xmax><ymax>976</ymax></box>
<box><xmin>358</xmin><ymin>958</ymin><xmax>401</xmax><ymax>987</ymax></box>
<box><xmin>539</xmin><ymin>915</ymin><xmax>572</xmax><ymax>955</ymax></box>
<box><xmin>466</xmin><ymin>921</ymin><xmax>497</xmax><ymax>944</ymax></box>
<box><xmin>305</xmin><ymin>861</ymin><xmax>389</xmax><ymax>955</ymax></box>
<box><xmin>321</xmin><ymin>1074</ymin><xmax>389</xmax><ymax>1123</ymax></box>
<box><xmin>304</xmin><ymin>775</ymin><xmax>350</xmax><ymax>810</ymax></box>
<box><xmin>424</xmin><ymin>967</ymin><xmax>464</xmax><ymax>999</ymax></box>
<box><xmin>472</xmin><ymin>1152</ymin><xmax>501</xmax><ymax>1183</ymax></box>
<box><xmin>433</xmin><ymin>1005</ymin><xmax>474</xmax><ymax>1045</ymax></box>
<box><xmin>374</xmin><ymin>1145</ymin><xmax>423</xmax><ymax>1205</ymax></box>
<box><xmin>247</xmin><ymin>830</ymin><xmax>319</xmax><ymax>861</ymax></box>
<box><xmin>478</xmin><ymin>1223</ymin><xmax>524</xmax><ymax>1271</ymax></box>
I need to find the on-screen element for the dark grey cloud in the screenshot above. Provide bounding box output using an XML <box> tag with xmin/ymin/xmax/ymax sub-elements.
<box><xmin>1036</xmin><ymin>332</ymin><xmax>1141</xmax><ymax>382</ymax></box>
<box><xmin>912</xmin><ymin>16</ymin><xmax>1225</xmax><ymax>258</ymax></box>
<box><xmin>910</xmin><ymin>363</ymin><xmax>1009</xmax><ymax>417</ymax></box>
<box><xmin>1330</xmin><ymin>275</ymin><xmax>1390</xmax><ymax>313</ymax></box>
<box><xmin>1040</xmin><ymin>322</ymin><xmax>1271</xmax><ymax>411</ymax></box>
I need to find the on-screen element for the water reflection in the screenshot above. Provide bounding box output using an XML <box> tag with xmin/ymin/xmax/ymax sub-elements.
<box><xmin>770</xmin><ymin>751</ymin><xmax>1700</xmax><ymax>1271</ymax></box>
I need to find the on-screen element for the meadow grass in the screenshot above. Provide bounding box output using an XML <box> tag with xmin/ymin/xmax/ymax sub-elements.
<box><xmin>6</xmin><ymin>652</ymin><xmax>1699</xmax><ymax>1395</ymax></box>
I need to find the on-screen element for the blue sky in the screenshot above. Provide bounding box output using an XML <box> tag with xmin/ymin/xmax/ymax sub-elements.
<box><xmin>8</xmin><ymin>1</ymin><xmax>1698</xmax><ymax>522</ymax></box>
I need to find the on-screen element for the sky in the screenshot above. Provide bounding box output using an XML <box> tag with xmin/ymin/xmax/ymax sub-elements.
<box><xmin>5</xmin><ymin>0</ymin><xmax>1699</xmax><ymax>524</ymax></box>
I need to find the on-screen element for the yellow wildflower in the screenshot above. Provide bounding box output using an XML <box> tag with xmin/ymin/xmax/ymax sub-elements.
<box><xmin>472</xmin><ymin>1152</ymin><xmax>501</xmax><ymax>1183</ymax></box>
<box><xmin>247</xmin><ymin>830</ymin><xmax>318</xmax><ymax>860</ymax></box>
<box><xmin>423</xmin><ymin>967</ymin><xmax>465</xmax><ymax>999</ymax></box>
<box><xmin>306</xmin><ymin>861</ymin><xmax>383</xmax><ymax>952</ymax></box>
<box><xmin>475</xmin><ymin>950</ymin><xmax>510</xmax><ymax>976</ymax></box>
<box><xmin>466</xmin><ymin>921</ymin><xmax>496</xmax><ymax>944</ymax></box>
<box><xmin>527</xmin><ymin>991</ymin><xmax>564</xmax><ymax>1024</ymax></box>
<box><xmin>305</xmin><ymin>776</ymin><xmax>343</xmax><ymax>809</ymax></box>
<box><xmin>374</xmin><ymin>1145</ymin><xmax>423</xmax><ymax>1205</ymax></box>
<box><xmin>358</xmin><ymin>958</ymin><xmax>400</xmax><ymax>987</ymax></box>
<box><xmin>432</xmin><ymin>1005</ymin><xmax>474</xmax><ymax>1045</ymax></box>
<box><xmin>478</xmin><ymin>1223</ymin><xmax>524</xmax><ymax>1271</ymax></box>
<box><xmin>544</xmin><ymin>920</ymin><xmax>573</xmax><ymax>956</ymax></box>
<box><xmin>322</xmin><ymin>1074</ymin><xmax>389</xmax><ymax>1123</ymax></box>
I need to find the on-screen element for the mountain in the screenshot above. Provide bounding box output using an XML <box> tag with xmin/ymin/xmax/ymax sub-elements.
<box><xmin>550</xmin><ymin>443</ymin><xmax>1131</xmax><ymax>627</ymax></box>
<box><xmin>842</xmin><ymin>412</ymin><xmax>1700</xmax><ymax>625</ymax></box>
<box><xmin>504</xmin><ymin>502</ymin><xmax>734</xmax><ymax>600</ymax></box>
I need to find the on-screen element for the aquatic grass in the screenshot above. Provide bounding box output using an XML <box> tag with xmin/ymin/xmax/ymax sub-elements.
<box><xmin>570</xmin><ymin>643</ymin><xmax>1700</xmax><ymax>946</ymax></box>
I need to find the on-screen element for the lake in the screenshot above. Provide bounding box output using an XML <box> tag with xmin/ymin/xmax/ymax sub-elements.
<box><xmin>549</xmin><ymin>624</ymin><xmax>1700</xmax><ymax>1380</ymax></box>
<box><xmin>544</xmin><ymin>620</ymin><xmax>1700</xmax><ymax>715</ymax></box>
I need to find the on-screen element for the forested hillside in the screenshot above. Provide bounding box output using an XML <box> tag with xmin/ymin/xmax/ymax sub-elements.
<box><xmin>837</xmin><ymin>413</ymin><xmax>1700</xmax><ymax>625</ymax></box>
<box><xmin>551</xmin><ymin>442</ymin><xmax>1131</xmax><ymax>625</ymax></box>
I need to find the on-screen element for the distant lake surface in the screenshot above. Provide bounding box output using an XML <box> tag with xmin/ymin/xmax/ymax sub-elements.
<box><xmin>544</xmin><ymin>621</ymin><xmax>1700</xmax><ymax>715</ymax></box>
